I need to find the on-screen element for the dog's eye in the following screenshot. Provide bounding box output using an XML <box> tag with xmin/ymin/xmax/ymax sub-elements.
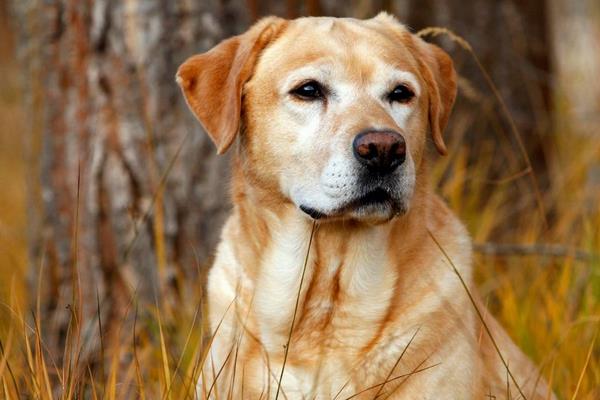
<box><xmin>388</xmin><ymin>84</ymin><xmax>415</xmax><ymax>103</ymax></box>
<box><xmin>291</xmin><ymin>81</ymin><xmax>324</xmax><ymax>100</ymax></box>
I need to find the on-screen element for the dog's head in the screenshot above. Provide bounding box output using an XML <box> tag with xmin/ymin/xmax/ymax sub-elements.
<box><xmin>177</xmin><ymin>14</ymin><xmax>456</xmax><ymax>224</ymax></box>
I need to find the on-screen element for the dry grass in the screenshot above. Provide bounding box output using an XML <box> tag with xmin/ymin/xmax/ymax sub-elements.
<box><xmin>0</xmin><ymin>18</ymin><xmax>598</xmax><ymax>400</ymax></box>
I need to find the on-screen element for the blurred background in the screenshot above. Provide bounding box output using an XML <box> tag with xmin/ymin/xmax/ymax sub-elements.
<box><xmin>0</xmin><ymin>0</ymin><xmax>598</xmax><ymax>398</ymax></box>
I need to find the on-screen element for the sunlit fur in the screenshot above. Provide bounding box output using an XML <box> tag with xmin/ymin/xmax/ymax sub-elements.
<box><xmin>177</xmin><ymin>13</ymin><xmax>555</xmax><ymax>400</ymax></box>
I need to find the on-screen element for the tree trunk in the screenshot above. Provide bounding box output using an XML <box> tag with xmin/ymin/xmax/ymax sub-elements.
<box><xmin>549</xmin><ymin>0</ymin><xmax>600</xmax><ymax>139</ymax></box>
<box><xmin>547</xmin><ymin>0</ymin><xmax>600</xmax><ymax>211</ymax></box>
<box><xmin>12</xmin><ymin>0</ymin><xmax>244</xmax><ymax>361</ymax></box>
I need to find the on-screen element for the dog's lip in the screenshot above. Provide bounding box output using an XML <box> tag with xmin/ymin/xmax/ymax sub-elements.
<box><xmin>353</xmin><ymin>188</ymin><xmax>392</xmax><ymax>206</ymax></box>
<box><xmin>299</xmin><ymin>205</ymin><xmax>327</xmax><ymax>220</ymax></box>
<box><xmin>300</xmin><ymin>187</ymin><xmax>400</xmax><ymax>220</ymax></box>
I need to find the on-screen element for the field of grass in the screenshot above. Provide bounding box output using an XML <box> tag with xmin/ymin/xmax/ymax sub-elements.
<box><xmin>0</xmin><ymin>15</ymin><xmax>598</xmax><ymax>400</ymax></box>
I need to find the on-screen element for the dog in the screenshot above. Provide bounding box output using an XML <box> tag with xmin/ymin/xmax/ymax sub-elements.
<box><xmin>177</xmin><ymin>13</ymin><xmax>555</xmax><ymax>399</ymax></box>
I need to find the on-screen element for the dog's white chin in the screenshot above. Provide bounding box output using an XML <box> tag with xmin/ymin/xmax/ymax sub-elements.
<box><xmin>290</xmin><ymin>170</ymin><xmax>415</xmax><ymax>223</ymax></box>
<box><xmin>298</xmin><ymin>197</ymin><xmax>409</xmax><ymax>224</ymax></box>
<box><xmin>346</xmin><ymin>202</ymin><xmax>404</xmax><ymax>223</ymax></box>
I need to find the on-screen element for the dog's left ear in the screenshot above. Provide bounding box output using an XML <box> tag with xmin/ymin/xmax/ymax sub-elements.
<box><xmin>176</xmin><ymin>17</ymin><xmax>287</xmax><ymax>154</ymax></box>
<box><xmin>414</xmin><ymin>38</ymin><xmax>457</xmax><ymax>156</ymax></box>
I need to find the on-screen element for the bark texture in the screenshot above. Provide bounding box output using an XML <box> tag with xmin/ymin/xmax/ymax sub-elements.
<box><xmin>549</xmin><ymin>0</ymin><xmax>600</xmax><ymax>138</ymax></box>
<box><xmin>13</xmin><ymin>0</ymin><xmax>241</xmax><ymax>359</ymax></box>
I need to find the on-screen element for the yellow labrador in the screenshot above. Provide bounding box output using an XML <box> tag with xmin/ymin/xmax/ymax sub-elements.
<box><xmin>177</xmin><ymin>13</ymin><xmax>554</xmax><ymax>400</ymax></box>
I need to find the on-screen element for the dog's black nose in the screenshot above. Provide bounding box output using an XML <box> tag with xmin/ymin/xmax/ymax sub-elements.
<box><xmin>352</xmin><ymin>130</ymin><xmax>406</xmax><ymax>173</ymax></box>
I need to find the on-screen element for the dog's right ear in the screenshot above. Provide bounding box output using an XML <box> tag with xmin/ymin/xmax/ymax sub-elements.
<box><xmin>414</xmin><ymin>39</ymin><xmax>457</xmax><ymax>156</ymax></box>
<box><xmin>176</xmin><ymin>17</ymin><xmax>287</xmax><ymax>154</ymax></box>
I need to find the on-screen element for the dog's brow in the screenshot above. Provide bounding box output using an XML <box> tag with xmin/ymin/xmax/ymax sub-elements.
<box><xmin>385</xmin><ymin>69</ymin><xmax>421</xmax><ymax>95</ymax></box>
<box><xmin>283</xmin><ymin>64</ymin><xmax>421</xmax><ymax>96</ymax></box>
<box><xmin>282</xmin><ymin>64</ymin><xmax>333</xmax><ymax>90</ymax></box>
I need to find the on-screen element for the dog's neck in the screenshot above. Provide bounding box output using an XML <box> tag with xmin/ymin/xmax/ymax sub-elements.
<box><xmin>229</xmin><ymin>155</ymin><xmax>434</xmax><ymax>273</ymax></box>
<box><xmin>232</xmin><ymin>158</ymin><xmax>430</xmax><ymax>262</ymax></box>
<box><xmin>223</xmin><ymin>158</ymin><xmax>474</xmax><ymax>361</ymax></box>
<box><xmin>229</xmin><ymin>173</ymin><xmax>436</xmax><ymax>357</ymax></box>
<box><xmin>231</xmin><ymin>161</ymin><xmax>434</xmax><ymax>324</ymax></box>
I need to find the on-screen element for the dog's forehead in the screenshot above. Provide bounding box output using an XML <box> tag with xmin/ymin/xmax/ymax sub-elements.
<box><xmin>257</xmin><ymin>16</ymin><xmax>421</xmax><ymax>79</ymax></box>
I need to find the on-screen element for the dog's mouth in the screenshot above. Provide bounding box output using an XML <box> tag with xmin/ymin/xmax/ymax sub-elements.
<box><xmin>354</xmin><ymin>187</ymin><xmax>393</xmax><ymax>206</ymax></box>
<box><xmin>300</xmin><ymin>188</ymin><xmax>404</xmax><ymax>221</ymax></box>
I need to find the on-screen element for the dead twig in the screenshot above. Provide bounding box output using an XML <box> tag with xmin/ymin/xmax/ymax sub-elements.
<box><xmin>473</xmin><ymin>243</ymin><xmax>596</xmax><ymax>262</ymax></box>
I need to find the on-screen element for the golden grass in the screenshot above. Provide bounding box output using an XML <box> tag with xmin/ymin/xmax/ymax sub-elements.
<box><xmin>0</xmin><ymin>22</ymin><xmax>598</xmax><ymax>400</ymax></box>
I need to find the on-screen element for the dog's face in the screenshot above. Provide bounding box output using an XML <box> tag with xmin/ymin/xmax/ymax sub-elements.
<box><xmin>177</xmin><ymin>14</ymin><xmax>456</xmax><ymax>224</ymax></box>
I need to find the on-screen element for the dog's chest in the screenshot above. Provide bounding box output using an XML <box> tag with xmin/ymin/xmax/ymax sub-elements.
<box><xmin>251</xmin><ymin>224</ymin><xmax>398</xmax><ymax>355</ymax></box>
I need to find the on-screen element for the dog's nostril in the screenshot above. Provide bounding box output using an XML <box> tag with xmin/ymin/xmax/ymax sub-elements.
<box><xmin>367</xmin><ymin>143</ymin><xmax>378</xmax><ymax>159</ymax></box>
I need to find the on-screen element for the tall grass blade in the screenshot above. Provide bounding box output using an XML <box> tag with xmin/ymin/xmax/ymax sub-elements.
<box><xmin>274</xmin><ymin>221</ymin><xmax>317</xmax><ymax>400</ymax></box>
<box><xmin>157</xmin><ymin>306</ymin><xmax>173</xmax><ymax>400</ymax></box>
<box><xmin>427</xmin><ymin>229</ymin><xmax>527</xmax><ymax>399</ymax></box>
<box><xmin>372</xmin><ymin>326</ymin><xmax>420</xmax><ymax>399</ymax></box>
<box><xmin>570</xmin><ymin>327</ymin><xmax>598</xmax><ymax>400</ymax></box>
<box><xmin>0</xmin><ymin>339</ymin><xmax>20</xmax><ymax>399</ymax></box>
<box><xmin>133</xmin><ymin>304</ymin><xmax>146</xmax><ymax>400</ymax></box>
<box><xmin>343</xmin><ymin>361</ymin><xmax>441</xmax><ymax>400</ymax></box>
